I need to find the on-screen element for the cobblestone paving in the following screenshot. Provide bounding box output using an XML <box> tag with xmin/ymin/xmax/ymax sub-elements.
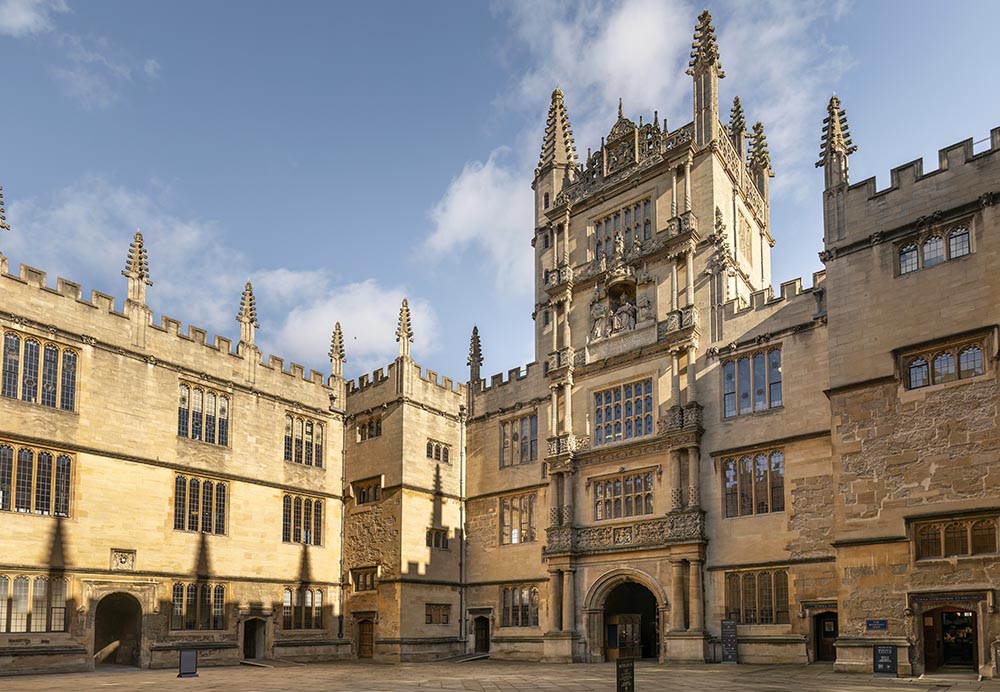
<box><xmin>4</xmin><ymin>661</ymin><xmax>999</xmax><ymax>692</ymax></box>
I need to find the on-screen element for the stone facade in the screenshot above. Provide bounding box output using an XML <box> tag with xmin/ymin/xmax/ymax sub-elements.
<box><xmin>2</xmin><ymin>8</ymin><xmax>1000</xmax><ymax>679</ymax></box>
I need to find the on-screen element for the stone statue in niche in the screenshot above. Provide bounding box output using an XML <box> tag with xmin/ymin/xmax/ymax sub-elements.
<box><xmin>631</xmin><ymin>234</ymin><xmax>642</xmax><ymax>258</ymax></box>
<box><xmin>590</xmin><ymin>302</ymin><xmax>608</xmax><ymax>340</ymax></box>
<box><xmin>614</xmin><ymin>231</ymin><xmax>625</xmax><ymax>260</ymax></box>
<box><xmin>612</xmin><ymin>300</ymin><xmax>636</xmax><ymax>332</ymax></box>
<box><xmin>637</xmin><ymin>293</ymin><xmax>652</xmax><ymax>322</ymax></box>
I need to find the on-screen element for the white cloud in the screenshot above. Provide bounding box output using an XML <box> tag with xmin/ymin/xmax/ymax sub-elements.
<box><xmin>4</xmin><ymin>177</ymin><xmax>439</xmax><ymax>378</ymax></box>
<box><xmin>0</xmin><ymin>0</ymin><xmax>67</xmax><ymax>37</ymax></box>
<box><xmin>144</xmin><ymin>57</ymin><xmax>160</xmax><ymax>79</ymax></box>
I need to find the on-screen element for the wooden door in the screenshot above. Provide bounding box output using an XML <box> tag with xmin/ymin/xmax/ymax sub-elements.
<box><xmin>474</xmin><ymin>617</ymin><xmax>490</xmax><ymax>653</ymax></box>
<box><xmin>358</xmin><ymin>619</ymin><xmax>374</xmax><ymax>659</ymax></box>
<box><xmin>814</xmin><ymin>612</ymin><xmax>838</xmax><ymax>662</ymax></box>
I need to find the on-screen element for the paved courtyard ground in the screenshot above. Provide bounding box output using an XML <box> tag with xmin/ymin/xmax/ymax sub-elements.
<box><xmin>4</xmin><ymin>660</ymin><xmax>999</xmax><ymax>692</ymax></box>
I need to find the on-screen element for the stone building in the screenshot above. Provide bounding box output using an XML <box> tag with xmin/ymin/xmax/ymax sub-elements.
<box><xmin>2</xmin><ymin>9</ymin><xmax>999</xmax><ymax>679</ymax></box>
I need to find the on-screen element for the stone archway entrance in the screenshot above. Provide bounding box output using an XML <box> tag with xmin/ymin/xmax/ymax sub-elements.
<box><xmin>923</xmin><ymin>606</ymin><xmax>977</xmax><ymax>672</ymax></box>
<box><xmin>94</xmin><ymin>592</ymin><xmax>142</xmax><ymax>667</ymax></box>
<box><xmin>582</xmin><ymin>568</ymin><xmax>668</xmax><ymax>663</ymax></box>
<box><xmin>242</xmin><ymin>617</ymin><xmax>266</xmax><ymax>659</ymax></box>
<box><xmin>813</xmin><ymin>611</ymin><xmax>838</xmax><ymax>662</ymax></box>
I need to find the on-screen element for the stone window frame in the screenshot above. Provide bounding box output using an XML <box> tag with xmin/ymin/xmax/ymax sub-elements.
<box><xmin>499</xmin><ymin>584</ymin><xmax>539</xmax><ymax>628</ymax></box>
<box><xmin>283</xmin><ymin>413</ymin><xmax>324</xmax><ymax>468</ymax></box>
<box><xmin>177</xmin><ymin>382</ymin><xmax>230</xmax><ymax>447</ymax></box>
<box><xmin>357</xmin><ymin>415</ymin><xmax>382</xmax><ymax>442</ymax></box>
<box><xmin>352</xmin><ymin>567</ymin><xmax>377</xmax><ymax>592</ymax></box>
<box><xmin>172</xmin><ymin>474</ymin><xmax>227</xmax><ymax>535</ymax></box>
<box><xmin>590</xmin><ymin>466</ymin><xmax>656</xmax><ymax>521</ymax></box>
<box><xmin>913</xmin><ymin>515</ymin><xmax>999</xmax><ymax>561</ymax></box>
<box><xmin>169</xmin><ymin>582</ymin><xmax>226</xmax><ymax>631</ymax></box>
<box><xmin>0</xmin><ymin>442</ymin><xmax>73</xmax><ymax>517</ymax></box>
<box><xmin>499</xmin><ymin>411</ymin><xmax>538</xmax><ymax>468</ymax></box>
<box><xmin>1</xmin><ymin>329</ymin><xmax>79</xmax><ymax>412</ymax></box>
<box><xmin>723</xmin><ymin>568</ymin><xmax>790</xmax><ymax>625</ymax></box>
<box><xmin>0</xmin><ymin>574</ymin><xmax>68</xmax><ymax>633</ymax></box>
<box><xmin>425</xmin><ymin>528</ymin><xmax>449</xmax><ymax>550</ymax></box>
<box><xmin>282</xmin><ymin>587</ymin><xmax>324</xmax><ymax>630</ymax></box>
<box><xmin>898</xmin><ymin>331</ymin><xmax>990</xmax><ymax>391</ymax></box>
<box><xmin>895</xmin><ymin>219</ymin><xmax>974</xmax><ymax>277</ymax></box>
<box><xmin>425</xmin><ymin>439</ymin><xmax>451</xmax><ymax>464</ymax></box>
<box><xmin>721</xmin><ymin>346</ymin><xmax>782</xmax><ymax>419</ymax></box>
<box><xmin>425</xmin><ymin>603</ymin><xmax>450</xmax><ymax>625</ymax></box>
<box><xmin>592</xmin><ymin>377</ymin><xmax>655</xmax><ymax>447</ymax></box>
<box><xmin>591</xmin><ymin>195</ymin><xmax>653</xmax><ymax>261</ymax></box>
<box><xmin>499</xmin><ymin>492</ymin><xmax>537</xmax><ymax>545</ymax></box>
<box><xmin>720</xmin><ymin>449</ymin><xmax>785</xmax><ymax>519</ymax></box>
<box><xmin>281</xmin><ymin>493</ymin><xmax>323</xmax><ymax>546</ymax></box>
<box><xmin>352</xmin><ymin>477</ymin><xmax>383</xmax><ymax>506</ymax></box>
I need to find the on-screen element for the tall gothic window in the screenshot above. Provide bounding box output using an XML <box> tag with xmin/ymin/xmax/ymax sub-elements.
<box><xmin>593</xmin><ymin>378</ymin><xmax>653</xmax><ymax>446</ymax></box>
<box><xmin>722</xmin><ymin>349</ymin><xmax>781</xmax><ymax>418</ymax></box>
<box><xmin>499</xmin><ymin>413</ymin><xmax>538</xmax><ymax>467</ymax></box>
<box><xmin>1</xmin><ymin>331</ymin><xmax>78</xmax><ymax>411</ymax></box>
<box><xmin>177</xmin><ymin>383</ymin><xmax>230</xmax><ymax>447</ymax></box>
<box><xmin>499</xmin><ymin>493</ymin><xmax>536</xmax><ymax>545</ymax></box>
<box><xmin>0</xmin><ymin>443</ymin><xmax>72</xmax><ymax>517</ymax></box>
<box><xmin>282</xmin><ymin>494</ymin><xmax>322</xmax><ymax>545</ymax></box>
<box><xmin>173</xmin><ymin>475</ymin><xmax>226</xmax><ymax>534</ymax></box>
<box><xmin>722</xmin><ymin>451</ymin><xmax>784</xmax><ymax>518</ymax></box>
<box><xmin>284</xmin><ymin>414</ymin><xmax>324</xmax><ymax>467</ymax></box>
<box><xmin>500</xmin><ymin>585</ymin><xmax>539</xmax><ymax>627</ymax></box>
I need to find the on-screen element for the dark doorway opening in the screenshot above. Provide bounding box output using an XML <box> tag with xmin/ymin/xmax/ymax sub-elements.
<box><xmin>242</xmin><ymin>618</ymin><xmax>265</xmax><ymax>659</ymax></box>
<box><xmin>358</xmin><ymin>619</ymin><xmax>374</xmax><ymax>659</ymax></box>
<box><xmin>94</xmin><ymin>593</ymin><xmax>142</xmax><ymax>667</ymax></box>
<box><xmin>814</xmin><ymin>611</ymin><xmax>838</xmax><ymax>662</ymax></box>
<box><xmin>604</xmin><ymin>581</ymin><xmax>658</xmax><ymax>660</ymax></box>
<box><xmin>474</xmin><ymin>616</ymin><xmax>490</xmax><ymax>653</ymax></box>
<box><xmin>924</xmin><ymin>607</ymin><xmax>977</xmax><ymax>672</ymax></box>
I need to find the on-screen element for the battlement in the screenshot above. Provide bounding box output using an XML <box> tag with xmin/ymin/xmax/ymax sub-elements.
<box><xmin>834</xmin><ymin>126</ymin><xmax>1000</xmax><ymax>245</ymax></box>
<box><xmin>721</xmin><ymin>271</ymin><xmax>826</xmax><ymax>323</ymax></box>
<box><xmin>346</xmin><ymin>361</ymin><xmax>464</xmax><ymax>397</ymax></box>
<box><xmin>481</xmin><ymin>361</ymin><xmax>540</xmax><ymax>393</ymax></box>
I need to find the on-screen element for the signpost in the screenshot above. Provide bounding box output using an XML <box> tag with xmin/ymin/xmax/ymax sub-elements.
<box><xmin>178</xmin><ymin>649</ymin><xmax>199</xmax><ymax>678</ymax></box>
<box><xmin>872</xmin><ymin>644</ymin><xmax>897</xmax><ymax>678</ymax></box>
<box><xmin>616</xmin><ymin>656</ymin><xmax>634</xmax><ymax>692</ymax></box>
<box><xmin>721</xmin><ymin>619</ymin><xmax>738</xmax><ymax>663</ymax></box>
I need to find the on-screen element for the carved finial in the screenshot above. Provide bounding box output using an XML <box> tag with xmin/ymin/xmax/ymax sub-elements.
<box><xmin>816</xmin><ymin>94</ymin><xmax>856</xmax><ymax>168</ymax></box>
<box><xmin>468</xmin><ymin>325</ymin><xmax>483</xmax><ymax>382</ymax></box>
<box><xmin>715</xmin><ymin>206</ymin><xmax>726</xmax><ymax>235</ymax></box>
<box><xmin>730</xmin><ymin>97</ymin><xmax>746</xmax><ymax>137</ymax></box>
<box><xmin>396</xmin><ymin>298</ymin><xmax>413</xmax><ymax>358</ymax></box>
<box><xmin>122</xmin><ymin>230</ymin><xmax>152</xmax><ymax>306</ymax></box>
<box><xmin>748</xmin><ymin>122</ymin><xmax>773</xmax><ymax>173</ymax></box>
<box><xmin>538</xmin><ymin>87</ymin><xmax>578</xmax><ymax>170</ymax></box>
<box><xmin>618</xmin><ymin>97</ymin><xmax>623</xmax><ymax>119</ymax></box>
<box><xmin>0</xmin><ymin>185</ymin><xmax>10</xmax><ymax>233</ymax></box>
<box><xmin>329</xmin><ymin>322</ymin><xmax>345</xmax><ymax>378</ymax></box>
<box><xmin>687</xmin><ymin>10</ymin><xmax>724</xmax><ymax>77</ymax></box>
<box><xmin>237</xmin><ymin>281</ymin><xmax>259</xmax><ymax>327</ymax></box>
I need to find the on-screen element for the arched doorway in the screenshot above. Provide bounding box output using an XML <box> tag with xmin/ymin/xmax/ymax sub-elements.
<box><xmin>923</xmin><ymin>606</ymin><xmax>977</xmax><ymax>672</ymax></box>
<box><xmin>814</xmin><ymin>611</ymin><xmax>838</xmax><ymax>662</ymax></box>
<box><xmin>242</xmin><ymin>618</ymin><xmax>266</xmax><ymax>659</ymax></box>
<box><xmin>94</xmin><ymin>593</ymin><xmax>142</xmax><ymax>667</ymax></box>
<box><xmin>604</xmin><ymin>582</ymin><xmax>658</xmax><ymax>660</ymax></box>
<box><xmin>473</xmin><ymin>616</ymin><xmax>490</xmax><ymax>653</ymax></box>
<box><xmin>358</xmin><ymin>619</ymin><xmax>374</xmax><ymax>659</ymax></box>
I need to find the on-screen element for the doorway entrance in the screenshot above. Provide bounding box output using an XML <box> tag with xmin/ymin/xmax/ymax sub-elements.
<box><xmin>923</xmin><ymin>607</ymin><xmax>977</xmax><ymax>671</ymax></box>
<box><xmin>94</xmin><ymin>593</ymin><xmax>142</xmax><ymax>666</ymax></box>
<box><xmin>604</xmin><ymin>582</ymin><xmax>658</xmax><ymax>660</ymax></box>
<box><xmin>473</xmin><ymin>616</ymin><xmax>490</xmax><ymax>653</ymax></box>
<box><xmin>358</xmin><ymin>619</ymin><xmax>374</xmax><ymax>659</ymax></box>
<box><xmin>242</xmin><ymin>618</ymin><xmax>266</xmax><ymax>659</ymax></box>
<box><xmin>814</xmin><ymin>611</ymin><xmax>838</xmax><ymax>662</ymax></box>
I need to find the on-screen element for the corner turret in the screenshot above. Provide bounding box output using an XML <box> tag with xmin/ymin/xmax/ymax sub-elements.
<box><xmin>533</xmin><ymin>88</ymin><xmax>577</xmax><ymax>226</ymax></box>
<box><xmin>816</xmin><ymin>95</ymin><xmax>857</xmax><ymax>244</ymax></box>
<box><xmin>688</xmin><ymin>10</ymin><xmax>724</xmax><ymax>146</ymax></box>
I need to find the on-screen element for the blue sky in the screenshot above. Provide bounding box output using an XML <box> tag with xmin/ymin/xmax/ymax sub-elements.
<box><xmin>1</xmin><ymin>0</ymin><xmax>998</xmax><ymax>382</ymax></box>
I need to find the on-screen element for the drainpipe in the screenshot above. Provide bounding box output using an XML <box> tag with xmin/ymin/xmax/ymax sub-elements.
<box><xmin>458</xmin><ymin>404</ymin><xmax>468</xmax><ymax>652</ymax></box>
<box><xmin>331</xmin><ymin>401</ymin><xmax>348</xmax><ymax>641</ymax></box>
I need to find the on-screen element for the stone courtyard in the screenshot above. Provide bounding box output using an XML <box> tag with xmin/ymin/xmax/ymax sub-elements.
<box><xmin>6</xmin><ymin>661</ymin><xmax>1000</xmax><ymax>692</ymax></box>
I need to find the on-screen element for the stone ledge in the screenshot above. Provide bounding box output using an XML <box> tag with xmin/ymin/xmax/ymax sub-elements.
<box><xmin>0</xmin><ymin>645</ymin><xmax>88</xmax><ymax>656</ymax></box>
<box><xmin>149</xmin><ymin>641</ymin><xmax>239</xmax><ymax>651</ymax></box>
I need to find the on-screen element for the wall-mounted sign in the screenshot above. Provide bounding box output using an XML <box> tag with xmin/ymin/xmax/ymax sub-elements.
<box><xmin>721</xmin><ymin>619</ymin><xmax>738</xmax><ymax>663</ymax></box>
<box><xmin>873</xmin><ymin>644</ymin><xmax>897</xmax><ymax>677</ymax></box>
<box><xmin>866</xmin><ymin>619</ymin><xmax>887</xmax><ymax>631</ymax></box>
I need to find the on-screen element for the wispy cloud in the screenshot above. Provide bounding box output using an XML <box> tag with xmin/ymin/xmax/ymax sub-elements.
<box><xmin>5</xmin><ymin>177</ymin><xmax>439</xmax><ymax>377</ymax></box>
<box><xmin>0</xmin><ymin>0</ymin><xmax>67</xmax><ymax>37</ymax></box>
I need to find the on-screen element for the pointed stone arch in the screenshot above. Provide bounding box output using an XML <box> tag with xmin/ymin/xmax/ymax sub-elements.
<box><xmin>581</xmin><ymin>567</ymin><xmax>669</xmax><ymax>663</ymax></box>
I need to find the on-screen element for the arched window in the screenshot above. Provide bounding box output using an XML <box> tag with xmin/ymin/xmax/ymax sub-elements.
<box><xmin>11</xmin><ymin>577</ymin><xmax>29</xmax><ymax>632</ymax></box>
<box><xmin>737</xmin><ymin>357</ymin><xmax>751</xmax><ymax>414</ymax></box>
<box><xmin>21</xmin><ymin>339</ymin><xmax>39</xmax><ymax>403</ymax></box>
<box><xmin>2</xmin><ymin>333</ymin><xmax>21</xmax><ymax>398</ymax></box>
<box><xmin>204</xmin><ymin>392</ymin><xmax>216</xmax><ymax>444</ymax></box>
<box><xmin>217</xmin><ymin>396</ymin><xmax>229</xmax><ymax>446</ymax></box>
<box><xmin>739</xmin><ymin>456</ymin><xmax>753</xmax><ymax>516</ymax></box>
<box><xmin>899</xmin><ymin>244</ymin><xmax>918</xmax><ymax>274</ymax></box>
<box><xmin>722</xmin><ymin>361</ymin><xmax>736</xmax><ymax>418</ymax></box>
<box><xmin>949</xmin><ymin>226</ymin><xmax>970</xmax><ymax>258</ymax></box>
<box><xmin>31</xmin><ymin>578</ymin><xmax>47</xmax><ymax>632</ymax></box>
<box><xmin>190</xmin><ymin>388</ymin><xmax>203</xmax><ymax>441</ymax></box>
<box><xmin>49</xmin><ymin>578</ymin><xmax>67</xmax><ymax>632</ymax></box>
<box><xmin>753</xmin><ymin>454</ymin><xmax>768</xmax><ymax>515</ymax></box>
<box><xmin>303</xmin><ymin>499</ymin><xmax>313</xmax><ymax>544</ymax></box>
<box><xmin>959</xmin><ymin>346</ymin><xmax>984</xmax><ymax>378</ymax></box>
<box><xmin>724</xmin><ymin>573</ymin><xmax>740</xmax><ymax>620</ymax></box>
<box><xmin>0</xmin><ymin>576</ymin><xmax>7</xmax><ymax>632</ymax></box>
<box><xmin>757</xmin><ymin>572</ymin><xmax>774</xmax><ymax>624</ymax></box>
<box><xmin>305</xmin><ymin>421</ymin><xmax>314</xmax><ymax>466</ymax></box>
<box><xmin>177</xmin><ymin>384</ymin><xmax>190</xmax><ymax>437</ymax></box>
<box><xmin>171</xmin><ymin>583</ymin><xmax>184</xmax><ymax>629</ymax></box>
<box><xmin>908</xmin><ymin>358</ymin><xmax>929</xmax><ymax>388</ymax></box>
<box><xmin>15</xmin><ymin>448</ymin><xmax>33</xmax><ymax>513</ymax></box>
<box><xmin>282</xmin><ymin>495</ymin><xmax>292</xmax><ymax>542</ymax></box>
<box><xmin>304</xmin><ymin>589</ymin><xmax>313</xmax><ymax>629</ymax></box>
<box><xmin>768</xmin><ymin>349</ymin><xmax>782</xmax><ymax>407</ymax></box>
<box><xmin>294</xmin><ymin>418</ymin><xmax>304</xmax><ymax>463</ymax></box>
<box><xmin>315</xmin><ymin>425</ymin><xmax>323</xmax><ymax>468</ymax></box>
<box><xmin>971</xmin><ymin>520</ymin><xmax>997</xmax><ymax>554</ymax></box>
<box><xmin>34</xmin><ymin>452</ymin><xmax>52</xmax><ymax>515</ymax></box>
<box><xmin>282</xmin><ymin>588</ymin><xmax>293</xmax><ymax>629</ymax></box>
<box><xmin>741</xmin><ymin>572</ymin><xmax>757</xmax><ymax>624</ymax></box>
<box><xmin>284</xmin><ymin>416</ymin><xmax>293</xmax><ymax>462</ymax></box>
<box><xmin>293</xmin><ymin>497</ymin><xmax>303</xmax><ymax>543</ymax></box>
<box><xmin>198</xmin><ymin>584</ymin><xmax>211</xmax><ymax>629</ymax></box>
<box><xmin>314</xmin><ymin>590</ymin><xmax>323</xmax><ymax>628</ymax></box>
<box><xmin>41</xmin><ymin>345</ymin><xmax>58</xmax><ymax>408</ymax></box>
<box><xmin>723</xmin><ymin>459</ymin><xmax>738</xmax><ymax>518</ymax></box>
<box><xmin>187</xmin><ymin>478</ymin><xmax>200</xmax><ymax>531</ymax></box>
<box><xmin>932</xmin><ymin>352</ymin><xmax>956</xmax><ymax>384</ymax></box>
<box><xmin>0</xmin><ymin>445</ymin><xmax>13</xmax><ymax>512</ymax></box>
<box><xmin>54</xmin><ymin>455</ymin><xmax>71</xmax><ymax>517</ymax></box>
<box><xmin>770</xmin><ymin>452</ymin><xmax>785</xmax><ymax>512</ymax></box>
<box><xmin>313</xmin><ymin>501</ymin><xmax>322</xmax><ymax>545</ymax></box>
<box><xmin>59</xmin><ymin>350</ymin><xmax>76</xmax><ymax>411</ymax></box>
<box><xmin>944</xmin><ymin>522</ymin><xmax>969</xmax><ymax>556</ymax></box>
<box><xmin>773</xmin><ymin>571</ymin><xmax>789</xmax><ymax>623</ymax></box>
<box><xmin>917</xmin><ymin>524</ymin><xmax>942</xmax><ymax>559</ymax></box>
<box><xmin>201</xmin><ymin>481</ymin><xmax>213</xmax><ymax>533</ymax></box>
<box><xmin>212</xmin><ymin>585</ymin><xmax>225</xmax><ymax>629</ymax></box>
<box><xmin>214</xmin><ymin>483</ymin><xmax>226</xmax><ymax>534</ymax></box>
<box><xmin>753</xmin><ymin>353</ymin><xmax>767</xmax><ymax>412</ymax></box>
<box><xmin>922</xmin><ymin>236</ymin><xmax>944</xmax><ymax>267</ymax></box>
<box><xmin>442</xmin><ymin>447</ymin><xmax>449</xmax><ymax>463</ymax></box>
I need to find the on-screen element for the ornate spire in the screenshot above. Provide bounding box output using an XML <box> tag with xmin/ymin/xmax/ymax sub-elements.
<box><xmin>122</xmin><ymin>230</ymin><xmax>152</xmax><ymax>306</ymax></box>
<box><xmin>329</xmin><ymin>322</ymin><xmax>345</xmax><ymax>378</ymax></box>
<box><xmin>396</xmin><ymin>298</ymin><xmax>413</xmax><ymax>359</ymax></box>
<box><xmin>537</xmin><ymin>87</ymin><xmax>578</xmax><ymax>170</ymax></box>
<box><xmin>617</xmin><ymin>97</ymin><xmax>623</xmax><ymax>119</ymax></box>
<box><xmin>237</xmin><ymin>280</ymin><xmax>259</xmax><ymax>348</ymax></box>
<box><xmin>0</xmin><ymin>185</ymin><xmax>9</xmax><ymax>232</ymax></box>
<box><xmin>687</xmin><ymin>10</ymin><xmax>724</xmax><ymax>77</ymax></box>
<box><xmin>748</xmin><ymin>121</ymin><xmax>775</xmax><ymax>200</ymax></box>
<box><xmin>816</xmin><ymin>95</ymin><xmax>856</xmax><ymax>189</ymax></box>
<box><xmin>468</xmin><ymin>325</ymin><xmax>483</xmax><ymax>382</ymax></box>
<box><xmin>729</xmin><ymin>96</ymin><xmax>747</xmax><ymax>157</ymax></box>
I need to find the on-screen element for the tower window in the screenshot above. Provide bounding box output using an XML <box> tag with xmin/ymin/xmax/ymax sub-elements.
<box><xmin>543</xmin><ymin>192</ymin><xmax>550</xmax><ymax>209</ymax></box>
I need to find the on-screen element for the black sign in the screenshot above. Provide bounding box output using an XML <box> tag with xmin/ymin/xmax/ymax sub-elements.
<box><xmin>177</xmin><ymin>649</ymin><xmax>199</xmax><ymax>678</ymax></box>
<box><xmin>866</xmin><ymin>619</ymin><xmax>887</xmax><ymax>631</ymax></box>
<box><xmin>616</xmin><ymin>657</ymin><xmax>634</xmax><ymax>692</ymax></box>
<box><xmin>721</xmin><ymin>619</ymin><xmax>738</xmax><ymax>663</ymax></box>
<box><xmin>873</xmin><ymin>644</ymin><xmax>897</xmax><ymax>677</ymax></box>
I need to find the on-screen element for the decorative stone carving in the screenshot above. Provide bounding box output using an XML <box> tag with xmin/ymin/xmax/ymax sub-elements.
<box><xmin>544</xmin><ymin>511</ymin><xmax>705</xmax><ymax>556</ymax></box>
<box><xmin>110</xmin><ymin>549</ymin><xmax>135</xmax><ymax>571</ymax></box>
<box><xmin>611</xmin><ymin>300</ymin><xmax>636</xmax><ymax>333</ymax></box>
<box><xmin>637</xmin><ymin>293</ymin><xmax>653</xmax><ymax>322</ymax></box>
<box><xmin>590</xmin><ymin>302</ymin><xmax>608</xmax><ymax>340</ymax></box>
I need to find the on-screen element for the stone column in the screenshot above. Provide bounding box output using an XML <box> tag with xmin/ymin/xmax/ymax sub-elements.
<box><xmin>687</xmin><ymin>446</ymin><xmax>701</xmax><ymax>508</ymax></box>
<box><xmin>562</xmin><ymin>298</ymin><xmax>572</xmax><ymax>350</ymax></box>
<box><xmin>686</xmin><ymin>250</ymin><xmax>695</xmax><ymax>306</ymax></box>
<box><xmin>684</xmin><ymin>157</ymin><xmax>692</xmax><ymax>212</ymax></box>
<box><xmin>670</xmin><ymin>449</ymin><xmax>683</xmax><ymax>511</ymax></box>
<box><xmin>670</xmin><ymin>259</ymin><xmax>678</xmax><ymax>312</ymax></box>
<box><xmin>564</xmin><ymin>471</ymin><xmax>574</xmax><ymax>523</ymax></box>
<box><xmin>549</xmin><ymin>570</ymin><xmax>563</xmax><ymax>632</ymax></box>
<box><xmin>670</xmin><ymin>560</ymin><xmax>686</xmax><ymax>631</ymax></box>
<box><xmin>686</xmin><ymin>345</ymin><xmax>697</xmax><ymax>404</ymax></box>
<box><xmin>550</xmin><ymin>387</ymin><xmax>559</xmax><ymax>438</ymax></box>
<box><xmin>671</xmin><ymin>167</ymin><xmax>678</xmax><ymax>218</ymax></box>
<box><xmin>688</xmin><ymin>558</ymin><xmax>704</xmax><ymax>631</ymax></box>
<box><xmin>671</xmin><ymin>351</ymin><xmax>681</xmax><ymax>404</ymax></box>
<box><xmin>562</xmin><ymin>568</ymin><xmax>576</xmax><ymax>632</ymax></box>
<box><xmin>563</xmin><ymin>379</ymin><xmax>573</xmax><ymax>435</ymax></box>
